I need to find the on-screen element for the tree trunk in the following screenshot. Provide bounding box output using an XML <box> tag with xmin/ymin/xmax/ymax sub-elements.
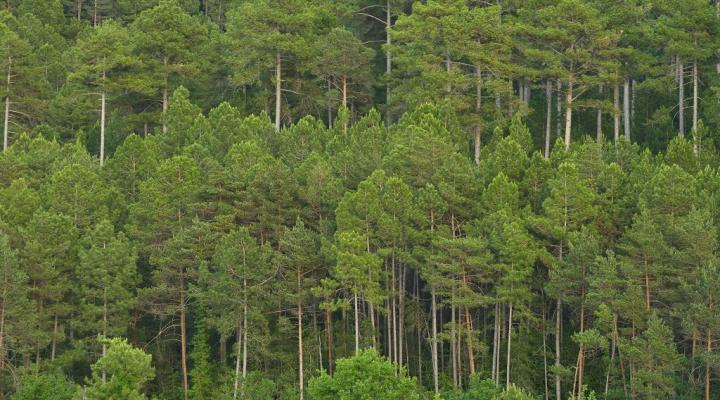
<box><xmin>465</xmin><ymin>305</ymin><xmax>475</xmax><ymax>375</ymax></box>
<box><xmin>51</xmin><ymin>313</ymin><xmax>58</xmax><ymax>361</ymax></box>
<box><xmin>451</xmin><ymin>303</ymin><xmax>457</xmax><ymax>386</ymax></box>
<box><xmin>506</xmin><ymin>302</ymin><xmax>513</xmax><ymax>388</ymax></box>
<box><xmin>233</xmin><ymin>322</ymin><xmax>242</xmax><ymax>400</ymax></box>
<box><xmin>693</xmin><ymin>60</ymin><xmax>698</xmax><ymax>135</ymax></box>
<box><xmin>431</xmin><ymin>289</ymin><xmax>439</xmax><ymax>394</ymax></box>
<box><xmin>545</xmin><ymin>80</ymin><xmax>552</xmax><ymax>158</ymax></box>
<box><xmin>543</xmin><ymin>302</ymin><xmax>550</xmax><ymax>400</ymax></box>
<box><xmin>706</xmin><ymin>330</ymin><xmax>712</xmax><ymax>400</ymax></box>
<box><xmin>644</xmin><ymin>258</ymin><xmax>650</xmax><ymax>310</ymax></box>
<box><xmin>0</xmin><ymin>287</ymin><xmax>5</xmax><ymax>369</ymax></box>
<box><xmin>3</xmin><ymin>58</ymin><xmax>11</xmax><ymax>152</ymax></box>
<box><xmin>325</xmin><ymin>302</ymin><xmax>334</xmax><ymax>375</ymax></box>
<box><xmin>180</xmin><ymin>270</ymin><xmax>188</xmax><ymax>400</ymax></box>
<box><xmin>576</xmin><ymin>300</ymin><xmax>586</xmax><ymax>399</ymax></box>
<box><xmin>492</xmin><ymin>302</ymin><xmax>500</xmax><ymax>384</ymax></box>
<box><xmin>297</xmin><ymin>269</ymin><xmax>305</xmax><ymax>400</ymax></box>
<box><xmin>100</xmin><ymin>89</ymin><xmax>106</xmax><ymax>166</ymax></box>
<box><xmin>605</xmin><ymin>314</ymin><xmax>617</xmax><ymax>396</ymax></box>
<box><xmin>556</xmin><ymin>80</ymin><xmax>562</xmax><ymax>138</ymax></box>
<box><xmin>3</xmin><ymin>94</ymin><xmax>8</xmax><ymax>152</ymax></box>
<box><xmin>475</xmin><ymin>67</ymin><xmax>482</xmax><ymax>165</ymax></box>
<box><xmin>385</xmin><ymin>0</ymin><xmax>391</xmax><ymax>124</ymax></box>
<box><xmin>678</xmin><ymin>57</ymin><xmax>685</xmax><ymax>137</ymax></box>
<box><xmin>564</xmin><ymin>80</ymin><xmax>573</xmax><ymax>149</ymax></box>
<box><xmin>614</xmin><ymin>84</ymin><xmax>620</xmax><ymax>143</ymax></box>
<box><xmin>354</xmin><ymin>293</ymin><xmax>359</xmax><ymax>355</ymax></box>
<box><xmin>555</xmin><ymin>298</ymin><xmax>562</xmax><ymax>400</ymax></box>
<box><xmin>275</xmin><ymin>52</ymin><xmax>282</xmax><ymax>130</ymax></box>
<box><xmin>623</xmin><ymin>78</ymin><xmax>631</xmax><ymax>140</ymax></box>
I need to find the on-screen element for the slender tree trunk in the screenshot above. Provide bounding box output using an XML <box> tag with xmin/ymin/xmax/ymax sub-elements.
<box><xmin>506</xmin><ymin>302</ymin><xmax>513</xmax><ymax>388</ymax></box>
<box><xmin>3</xmin><ymin>94</ymin><xmax>8</xmax><ymax>152</ymax></box>
<box><xmin>475</xmin><ymin>67</ymin><xmax>482</xmax><ymax>165</ymax></box>
<box><xmin>385</xmin><ymin>0</ymin><xmax>391</xmax><ymax>124</ymax></box>
<box><xmin>431</xmin><ymin>289</ymin><xmax>439</xmax><ymax>394</ymax></box>
<box><xmin>543</xmin><ymin>302</ymin><xmax>550</xmax><ymax>400</ymax></box>
<box><xmin>0</xmin><ymin>287</ymin><xmax>5</xmax><ymax>369</ymax></box>
<box><xmin>325</xmin><ymin>301</ymin><xmax>334</xmax><ymax>375</ymax></box>
<box><xmin>451</xmin><ymin>302</ymin><xmax>457</xmax><ymax>386</ymax></box>
<box><xmin>399</xmin><ymin>265</ymin><xmax>406</xmax><ymax>369</ymax></box>
<box><xmin>555</xmin><ymin>298</ymin><xmax>562</xmax><ymax>400</ymax></box>
<box><xmin>706</xmin><ymin>331</ymin><xmax>712</xmax><ymax>400</ymax></box>
<box><xmin>51</xmin><ymin>313</ymin><xmax>58</xmax><ymax>361</ymax></box>
<box><xmin>233</xmin><ymin>322</ymin><xmax>242</xmax><ymax>400</ymax></box>
<box><xmin>576</xmin><ymin>300</ymin><xmax>586</xmax><ymax>399</ymax></box>
<box><xmin>492</xmin><ymin>302</ymin><xmax>500</xmax><ymax>384</ymax></box>
<box><xmin>556</xmin><ymin>80</ymin><xmax>562</xmax><ymax>137</ymax></box>
<box><xmin>614</xmin><ymin>84</ymin><xmax>620</xmax><ymax>143</ymax></box>
<box><xmin>605</xmin><ymin>314</ymin><xmax>617</xmax><ymax>396</ymax></box>
<box><xmin>242</xmin><ymin>300</ymin><xmax>248</xmax><ymax>397</ymax></box>
<box><xmin>297</xmin><ymin>269</ymin><xmax>305</xmax><ymax>400</ymax></box>
<box><xmin>180</xmin><ymin>271</ymin><xmax>188</xmax><ymax>400</ymax></box>
<box><xmin>623</xmin><ymin>78</ymin><xmax>631</xmax><ymax>140</ymax></box>
<box><xmin>643</xmin><ymin>258</ymin><xmax>650</xmax><ymax>310</ymax></box>
<box><xmin>564</xmin><ymin>80</ymin><xmax>574</xmax><ymax>149</ymax></box>
<box><xmin>545</xmin><ymin>80</ymin><xmax>552</xmax><ymax>158</ymax></box>
<box><xmin>465</xmin><ymin>305</ymin><xmax>475</xmax><ymax>375</ymax></box>
<box><xmin>101</xmin><ymin>286</ymin><xmax>108</xmax><ymax>383</ymax></box>
<box><xmin>354</xmin><ymin>293</ymin><xmax>359</xmax><ymax>355</ymax></box>
<box><xmin>3</xmin><ymin>57</ymin><xmax>11</xmax><ymax>152</ymax></box>
<box><xmin>100</xmin><ymin>89</ymin><xmax>106</xmax><ymax>166</ymax></box>
<box><xmin>693</xmin><ymin>60</ymin><xmax>698</xmax><ymax>134</ymax></box>
<box><xmin>275</xmin><ymin>52</ymin><xmax>282</xmax><ymax>130</ymax></box>
<box><xmin>678</xmin><ymin>57</ymin><xmax>685</xmax><ymax>137</ymax></box>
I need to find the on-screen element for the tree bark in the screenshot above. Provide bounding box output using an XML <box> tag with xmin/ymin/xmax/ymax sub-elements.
<box><xmin>506</xmin><ymin>302</ymin><xmax>513</xmax><ymax>388</ymax></box>
<box><xmin>51</xmin><ymin>313</ymin><xmax>58</xmax><ymax>361</ymax></box>
<box><xmin>556</xmin><ymin>80</ymin><xmax>562</xmax><ymax>138</ymax></box>
<box><xmin>385</xmin><ymin>0</ymin><xmax>391</xmax><ymax>124</ymax></box>
<box><xmin>706</xmin><ymin>331</ymin><xmax>712</xmax><ymax>400</ymax></box>
<box><xmin>3</xmin><ymin>57</ymin><xmax>11</xmax><ymax>152</ymax></box>
<box><xmin>0</xmin><ymin>285</ymin><xmax>5</xmax><ymax>369</ymax></box>
<box><xmin>678</xmin><ymin>57</ymin><xmax>685</xmax><ymax>137</ymax></box>
<box><xmin>233</xmin><ymin>322</ymin><xmax>242</xmax><ymax>400</ymax></box>
<box><xmin>465</xmin><ymin>305</ymin><xmax>475</xmax><ymax>375</ymax></box>
<box><xmin>545</xmin><ymin>80</ymin><xmax>552</xmax><ymax>158</ymax></box>
<box><xmin>475</xmin><ymin>67</ymin><xmax>482</xmax><ymax>165</ymax></box>
<box><xmin>555</xmin><ymin>298</ymin><xmax>562</xmax><ymax>400</ymax></box>
<box><xmin>325</xmin><ymin>301</ymin><xmax>334</xmax><ymax>375</ymax></box>
<box><xmin>297</xmin><ymin>269</ymin><xmax>305</xmax><ymax>400</ymax></box>
<box><xmin>623</xmin><ymin>78</ymin><xmax>631</xmax><ymax>140</ymax></box>
<box><xmin>354</xmin><ymin>293</ymin><xmax>359</xmax><ymax>355</ymax></box>
<box><xmin>180</xmin><ymin>270</ymin><xmax>188</xmax><ymax>400</ymax></box>
<box><xmin>614</xmin><ymin>84</ymin><xmax>620</xmax><ymax>143</ymax></box>
<box><xmin>564</xmin><ymin>80</ymin><xmax>573</xmax><ymax>150</ymax></box>
<box><xmin>431</xmin><ymin>289</ymin><xmax>439</xmax><ymax>394</ymax></box>
<box><xmin>693</xmin><ymin>61</ymin><xmax>698</xmax><ymax>134</ymax></box>
<box><xmin>275</xmin><ymin>52</ymin><xmax>282</xmax><ymax>131</ymax></box>
<box><xmin>100</xmin><ymin>89</ymin><xmax>106</xmax><ymax>166</ymax></box>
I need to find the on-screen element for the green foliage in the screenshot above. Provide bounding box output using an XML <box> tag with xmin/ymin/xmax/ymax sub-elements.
<box><xmin>307</xmin><ymin>349</ymin><xmax>420</xmax><ymax>400</ymax></box>
<box><xmin>84</xmin><ymin>338</ymin><xmax>155</xmax><ymax>400</ymax></box>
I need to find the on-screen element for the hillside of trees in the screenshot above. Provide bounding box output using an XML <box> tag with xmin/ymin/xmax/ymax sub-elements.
<box><xmin>3</xmin><ymin>0</ymin><xmax>720</xmax><ymax>399</ymax></box>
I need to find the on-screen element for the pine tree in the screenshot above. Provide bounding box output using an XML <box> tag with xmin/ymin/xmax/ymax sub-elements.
<box><xmin>76</xmin><ymin>220</ymin><xmax>138</xmax><ymax>353</ymax></box>
<box><xmin>84</xmin><ymin>338</ymin><xmax>155</xmax><ymax>400</ymax></box>
<box><xmin>129</xmin><ymin>0</ymin><xmax>205</xmax><ymax>132</ymax></box>
<box><xmin>276</xmin><ymin>219</ymin><xmax>321</xmax><ymax>400</ymax></box>
<box><xmin>0</xmin><ymin>232</ymin><xmax>33</xmax><ymax>369</ymax></box>
<box><xmin>67</xmin><ymin>20</ymin><xmax>138</xmax><ymax>165</ymax></box>
<box><xmin>198</xmin><ymin>228</ymin><xmax>273</xmax><ymax>400</ymax></box>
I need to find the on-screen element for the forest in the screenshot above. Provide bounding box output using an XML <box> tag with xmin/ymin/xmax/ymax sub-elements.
<box><xmin>2</xmin><ymin>0</ymin><xmax>720</xmax><ymax>399</ymax></box>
